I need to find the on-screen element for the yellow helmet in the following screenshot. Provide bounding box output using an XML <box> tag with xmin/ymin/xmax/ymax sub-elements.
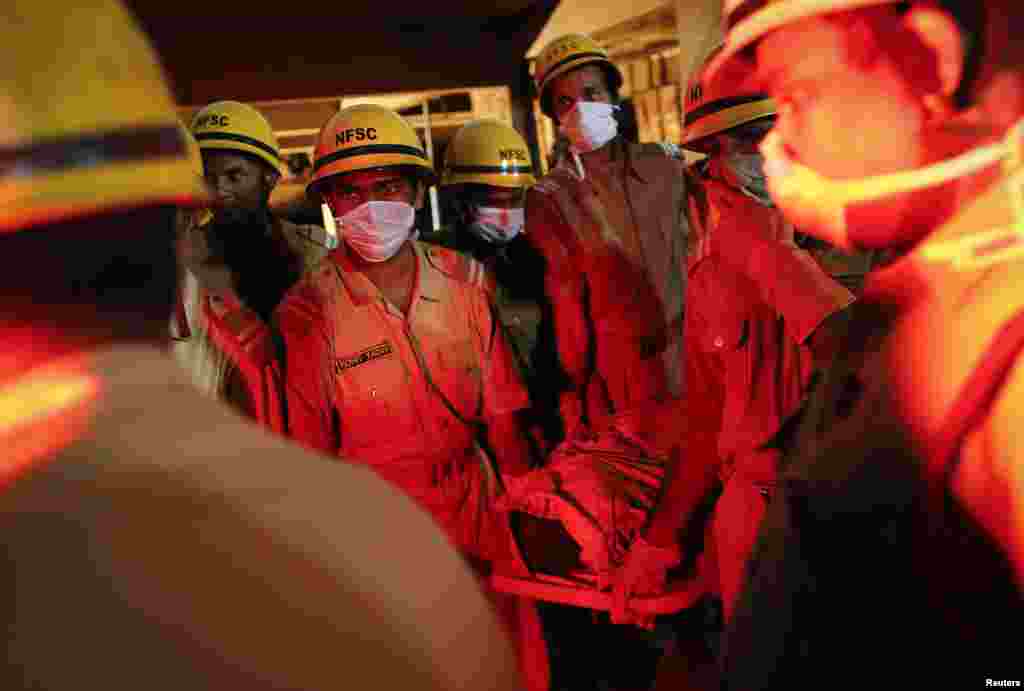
<box><xmin>308</xmin><ymin>104</ymin><xmax>435</xmax><ymax>195</ymax></box>
<box><xmin>533</xmin><ymin>33</ymin><xmax>623</xmax><ymax>118</ymax></box>
<box><xmin>0</xmin><ymin>0</ymin><xmax>209</xmax><ymax>235</ymax></box>
<box><xmin>683</xmin><ymin>45</ymin><xmax>776</xmax><ymax>152</ymax></box>
<box><xmin>179</xmin><ymin>124</ymin><xmax>204</xmax><ymax>182</ymax></box>
<box><xmin>441</xmin><ymin>120</ymin><xmax>536</xmax><ymax>189</ymax></box>
<box><xmin>190</xmin><ymin>101</ymin><xmax>282</xmax><ymax>175</ymax></box>
<box><xmin>179</xmin><ymin>125</ymin><xmax>214</xmax><ymax>227</ymax></box>
<box><xmin>706</xmin><ymin>0</ymin><xmax>898</xmax><ymax>87</ymax></box>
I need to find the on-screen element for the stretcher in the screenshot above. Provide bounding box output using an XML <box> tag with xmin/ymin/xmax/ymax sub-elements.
<box><xmin>490</xmin><ymin>511</ymin><xmax>708</xmax><ymax>616</ymax></box>
<box><xmin>491</xmin><ymin>569</ymin><xmax>707</xmax><ymax>615</ymax></box>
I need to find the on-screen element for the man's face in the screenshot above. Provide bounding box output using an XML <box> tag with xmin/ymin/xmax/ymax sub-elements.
<box><xmin>466</xmin><ymin>185</ymin><xmax>526</xmax><ymax>210</ymax></box>
<box><xmin>549</xmin><ymin>65</ymin><xmax>613</xmax><ymax>121</ymax></box>
<box><xmin>709</xmin><ymin>119</ymin><xmax>775</xmax><ymax>204</ymax></box>
<box><xmin>716</xmin><ymin>118</ymin><xmax>775</xmax><ymax>157</ymax></box>
<box><xmin>754</xmin><ymin>15</ymin><xmax>927</xmax><ymax>180</ymax></box>
<box><xmin>458</xmin><ymin>184</ymin><xmax>525</xmax><ymax>227</ymax></box>
<box><xmin>322</xmin><ymin>168</ymin><xmax>422</xmax><ymax>217</ymax></box>
<box><xmin>202</xmin><ymin>150</ymin><xmax>275</xmax><ymax>215</ymax></box>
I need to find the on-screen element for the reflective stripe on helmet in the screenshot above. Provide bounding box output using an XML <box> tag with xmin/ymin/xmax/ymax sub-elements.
<box><xmin>447</xmin><ymin>164</ymin><xmax>534</xmax><ymax>175</ymax></box>
<box><xmin>1</xmin><ymin>125</ymin><xmax>186</xmax><ymax>179</ymax></box>
<box><xmin>193</xmin><ymin>131</ymin><xmax>280</xmax><ymax>161</ymax></box>
<box><xmin>684</xmin><ymin>94</ymin><xmax>768</xmax><ymax>129</ymax></box>
<box><xmin>313</xmin><ymin>143</ymin><xmax>429</xmax><ymax>171</ymax></box>
<box><xmin>538</xmin><ymin>51</ymin><xmax>610</xmax><ymax>85</ymax></box>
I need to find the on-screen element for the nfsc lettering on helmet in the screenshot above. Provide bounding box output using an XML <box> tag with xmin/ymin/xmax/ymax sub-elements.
<box><xmin>534</xmin><ymin>34</ymin><xmax>621</xmax><ymax>118</ymax></box>
<box><xmin>195</xmin><ymin>114</ymin><xmax>230</xmax><ymax>128</ymax></box>
<box><xmin>499</xmin><ymin>149</ymin><xmax>527</xmax><ymax>162</ymax></box>
<box><xmin>309</xmin><ymin>105</ymin><xmax>435</xmax><ymax>195</ymax></box>
<box><xmin>687</xmin><ymin>84</ymin><xmax>703</xmax><ymax>107</ymax></box>
<box><xmin>440</xmin><ymin>119</ymin><xmax>536</xmax><ymax>189</ymax></box>
<box><xmin>336</xmin><ymin>127</ymin><xmax>379</xmax><ymax>147</ymax></box>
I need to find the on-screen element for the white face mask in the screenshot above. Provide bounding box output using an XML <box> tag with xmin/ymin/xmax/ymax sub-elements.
<box><xmin>560</xmin><ymin>101</ymin><xmax>619</xmax><ymax>154</ymax></box>
<box><xmin>338</xmin><ymin>200</ymin><xmax>416</xmax><ymax>263</ymax></box>
<box><xmin>760</xmin><ymin>124</ymin><xmax>1021</xmax><ymax>251</ymax></box>
<box><xmin>724</xmin><ymin>151</ymin><xmax>773</xmax><ymax>207</ymax></box>
<box><xmin>470</xmin><ymin>206</ymin><xmax>525</xmax><ymax>245</ymax></box>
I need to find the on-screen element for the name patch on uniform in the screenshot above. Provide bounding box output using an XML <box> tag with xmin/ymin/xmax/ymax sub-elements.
<box><xmin>335</xmin><ymin>341</ymin><xmax>393</xmax><ymax>374</ymax></box>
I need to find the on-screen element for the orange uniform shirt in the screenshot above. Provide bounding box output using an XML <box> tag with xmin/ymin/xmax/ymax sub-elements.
<box><xmin>274</xmin><ymin>241</ymin><xmax>529</xmax><ymax>558</ymax></box>
<box><xmin>687</xmin><ymin>176</ymin><xmax>854</xmax><ymax>468</ymax></box>
<box><xmin>684</xmin><ymin>175</ymin><xmax>854</xmax><ymax>617</ymax></box>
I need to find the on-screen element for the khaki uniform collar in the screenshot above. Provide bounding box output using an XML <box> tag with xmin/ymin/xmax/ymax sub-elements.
<box><xmin>413</xmin><ymin>241</ymin><xmax>445</xmax><ymax>304</ymax></box>
<box><xmin>578</xmin><ymin>137</ymin><xmax>648</xmax><ymax>183</ymax></box>
<box><xmin>623</xmin><ymin>139</ymin><xmax>651</xmax><ymax>183</ymax></box>
<box><xmin>330</xmin><ymin>243</ymin><xmax>377</xmax><ymax>307</ymax></box>
<box><xmin>329</xmin><ymin>240</ymin><xmax>440</xmax><ymax>312</ymax></box>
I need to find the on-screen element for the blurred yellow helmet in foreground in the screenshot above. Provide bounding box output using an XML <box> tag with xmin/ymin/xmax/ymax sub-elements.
<box><xmin>706</xmin><ymin>0</ymin><xmax>899</xmax><ymax>86</ymax></box>
<box><xmin>0</xmin><ymin>0</ymin><xmax>209</xmax><ymax>234</ymax></box>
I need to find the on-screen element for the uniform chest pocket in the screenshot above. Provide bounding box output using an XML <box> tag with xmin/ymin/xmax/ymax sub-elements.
<box><xmin>692</xmin><ymin>258</ymin><xmax>753</xmax><ymax>354</ymax></box>
<box><xmin>424</xmin><ymin>336</ymin><xmax>482</xmax><ymax>420</ymax></box>
<box><xmin>702</xmin><ymin>316</ymin><xmax>749</xmax><ymax>354</ymax></box>
<box><xmin>334</xmin><ymin>345</ymin><xmax>418</xmax><ymax>451</ymax></box>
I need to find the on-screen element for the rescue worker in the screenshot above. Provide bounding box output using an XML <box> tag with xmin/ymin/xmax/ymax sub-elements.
<box><xmin>175</xmin><ymin>100</ymin><xmax>331</xmax><ymax>416</ymax></box>
<box><xmin>526</xmin><ymin>32</ymin><xmax>689</xmax><ymax>691</ymax></box>
<box><xmin>440</xmin><ymin>118</ymin><xmax>563</xmax><ymax>448</ymax></box>
<box><xmin>704</xmin><ymin>0</ymin><xmax>1024</xmax><ymax>686</ymax></box>
<box><xmin>528</xmin><ymin>33</ymin><xmax>688</xmax><ymax>441</ymax></box>
<box><xmin>438</xmin><ymin>125</ymin><xmax>679</xmax><ymax>691</ymax></box>
<box><xmin>275</xmin><ymin>104</ymin><xmax>549</xmax><ymax>691</ymax></box>
<box><xmin>170</xmin><ymin>127</ymin><xmax>224</xmax><ymax>398</ymax></box>
<box><xmin>0</xmin><ymin>2</ymin><xmax>523</xmax><ymax>689</ymax></box>
<box><xmin>611</xmin><ymin>52</ymin><xmax>855</xmax><ymax>628</ymax></box>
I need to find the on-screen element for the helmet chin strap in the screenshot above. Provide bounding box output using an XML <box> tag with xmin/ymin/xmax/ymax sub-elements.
<box><xmin>321</xmin><ymin>203</ymin><xmax>338</xmax><ymax>244</ymax></box>
<box><xmin>573</xmin><ymin>150</ymin><xmax>586</xmax><ymax>180</ymax></box>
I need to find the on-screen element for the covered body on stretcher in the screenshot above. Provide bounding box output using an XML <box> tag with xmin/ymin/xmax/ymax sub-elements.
<box><xmin>489</xmin><ymin>404</ymin><xmax>709</xmax><ymax>616</ymax></box>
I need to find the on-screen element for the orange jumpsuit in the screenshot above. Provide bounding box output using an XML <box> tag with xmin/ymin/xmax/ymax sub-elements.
<box><xmin>274</xmin><ymin>241</ymin><xmax>530</xmax><ymax>556</ymax></box>
<box><xmin>685</xmin><ymin>174</ymin><xmax>853</xmax><ymax>618</ymax></box>
<box><xmin>526</xmin><ymin>139</ymin><xmax>688</xmax><ymax>436</ymax></box>
<box><xmin>273</xmin><ymin>241</ymin><xmax>548</xmax><ymax>691</ymax></box>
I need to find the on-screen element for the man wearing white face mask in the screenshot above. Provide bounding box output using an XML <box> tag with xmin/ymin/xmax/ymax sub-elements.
<box><xmin>528</xmin><ymin>33</ymin><xmax>688</xmax><ymax>448</ymax></box>
<box><xmin>274</xmin><ymin>104</ymin><xmax>550</xmax><ymax>691</ymax></box>
<box><xmin>525</xmin><ymin>32</ymin><xmax>690</xmax><ymax>691</ymax></box>
<box><xmin>609</xmin><ymin>53</ymin><xmax>856</xmax><ymax>634</ymax></box>
<box><xmin>441</xmin><ymin>119</ymin><xmax>563</xmax><ymax>450</ymax></box>
<box><xmin>703</xmin><ymin>0</ymin><xmax>1024</xmax><ymax>687</ymax></box>
<box><xmin>175</xmin><ymin>101</ymin><xmax>332</xmax><ymax>421</ymax></box>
